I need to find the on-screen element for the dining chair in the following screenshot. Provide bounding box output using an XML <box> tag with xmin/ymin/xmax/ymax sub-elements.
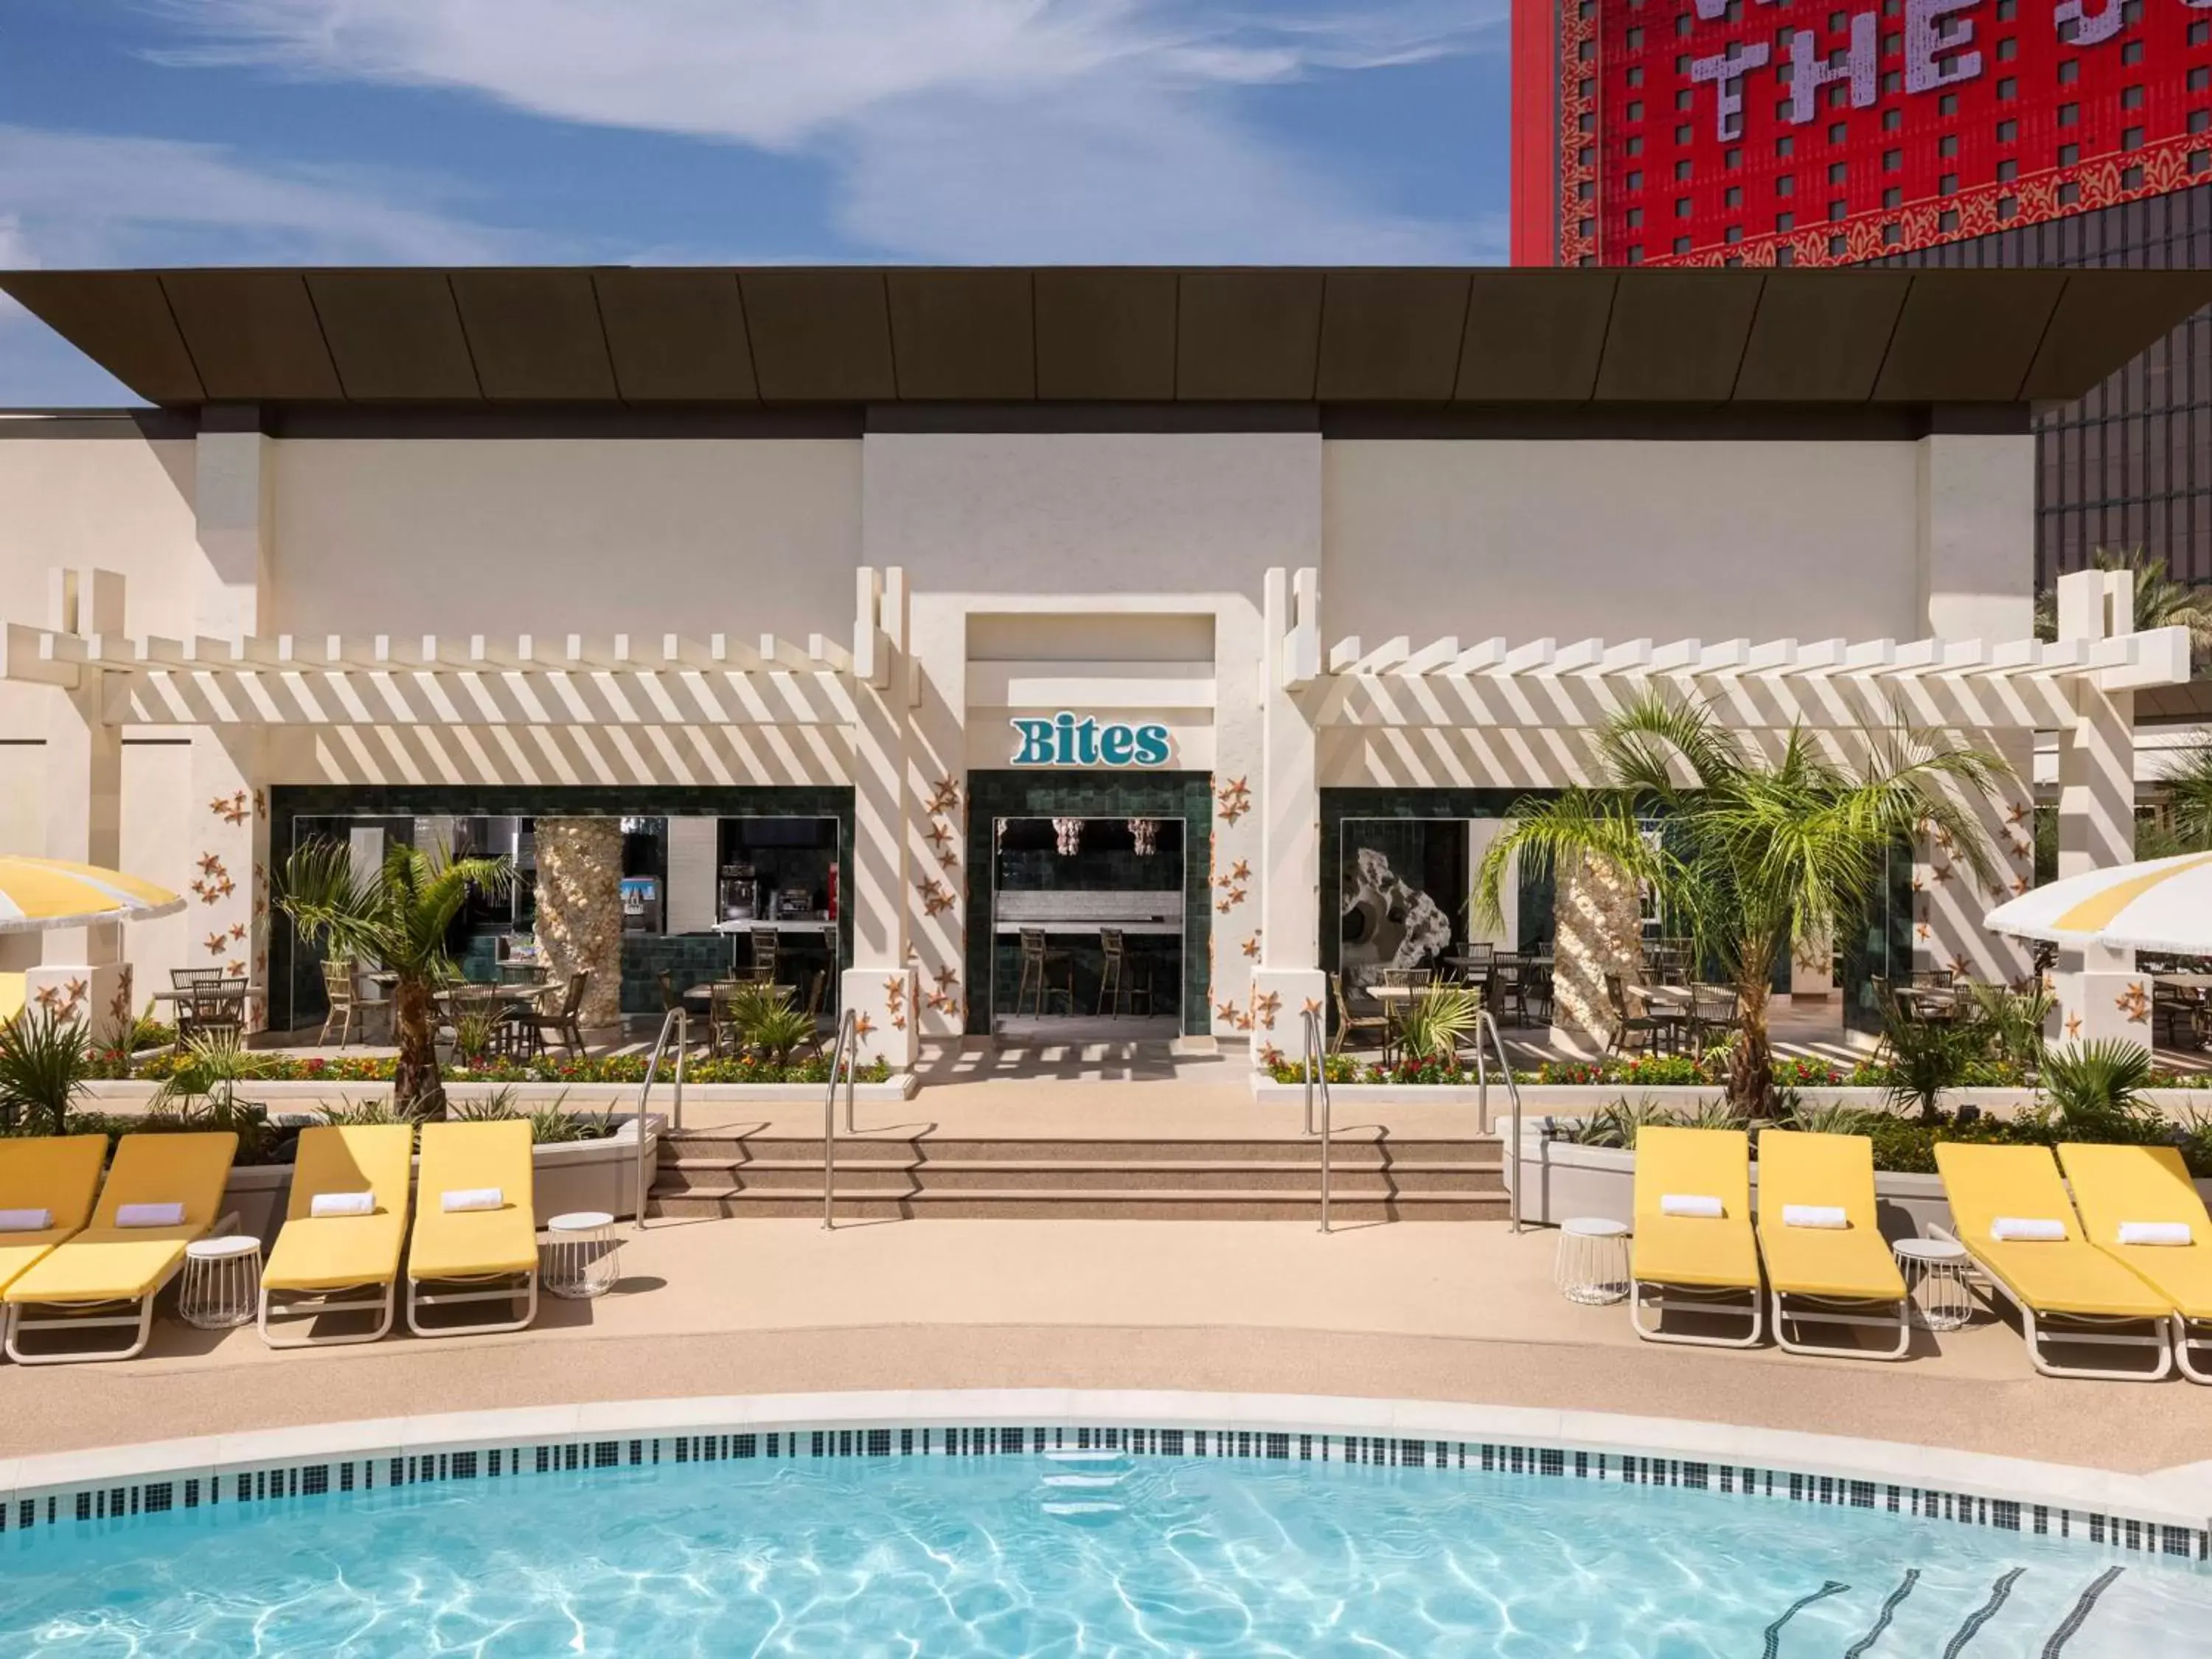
<box><xmin>1688</xmin><ymin>982</ymin><xmax>1742</xmax><ymax>1049</ymax></box>
<box><xmin>1329</xmin><ymin>973</ymin><xmax>1389</xmax><ymax>1059</ymax></box>
<box><xmin>1605</xmin><ymin>974</ymin><xmax>1670</xmax><ymax>1057</ymax></box>
<box><xmin>529</xmin><ymin>971</ymin><xmax>590</xmax><ymax>1058</ymax></box>
<box><xmin>319</xmin><ymin>960</ymin><xmax>360</xmax><ymax>1048</ymax></box>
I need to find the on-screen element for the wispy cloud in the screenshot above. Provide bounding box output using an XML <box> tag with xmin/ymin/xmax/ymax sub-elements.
<box><xmin>156</xmin><ymin>0</ymin><xmax>1507</xmax><ymax>262</ymax></box>
<box><xmin>0</xmin><ymin>124</ymin><xmax>532</xmax><ymax>270</ymax></box>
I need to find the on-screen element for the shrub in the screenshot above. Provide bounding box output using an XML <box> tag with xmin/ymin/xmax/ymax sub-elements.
<box><xmin>0</xmin><ymin>1007</ymin><xmax>94</xmax><ymax>1136</ymax></box>
<box><xmin>2040</xmin><ymin>1040</ymin><xmax>2157</xmax><ymax>1140</ymax></box>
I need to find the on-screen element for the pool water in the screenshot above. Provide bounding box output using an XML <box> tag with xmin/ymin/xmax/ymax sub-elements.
<box><xmin>4</xmin><ymin>1450</ymin><xmax>2208</xmax><ymax>1656</ymax></box>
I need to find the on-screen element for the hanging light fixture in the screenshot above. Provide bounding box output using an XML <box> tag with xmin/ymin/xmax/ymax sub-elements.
<box><xmin>1052</xmin><ymin>817</ymin><xmax>1083</xmax><ymax>856</ymax></box>
<box><xmin>1128</xmin><ymin>818</ymin><xmax>1158</xmax><ymax>856</ymax></box>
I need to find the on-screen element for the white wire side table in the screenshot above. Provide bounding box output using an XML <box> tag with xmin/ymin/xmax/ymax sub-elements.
<box><xmin>179</xmin><ymin>1234</ymin><xmax>262</xmax><ymax>1330</ymax></box>
<box><xmin>1554</xmin><ymin>1216</ymin><xmax>1632</xmax><ymax>1306</ymax></box>
<box><xmin>543</xmin><ymin>1211</ymin><xmax>621</xmax><ymax>1300</ymax></box>
<box><xmin>1893</xmin><ymin>1236</ymin><xmax>1974</xmax><ymax>1332</ymax></box>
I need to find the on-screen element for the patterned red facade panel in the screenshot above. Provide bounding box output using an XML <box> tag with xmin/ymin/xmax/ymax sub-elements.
<box><xmin>1549</xmin><ymin>0</ymin><xmax>2212</xmax><ymax>265</ymax></box>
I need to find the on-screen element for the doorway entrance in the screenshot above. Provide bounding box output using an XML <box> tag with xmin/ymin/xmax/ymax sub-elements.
<box><xmin>990</xmin><ymin>815</ymin><xmax>1185</xmax><ymax>1040</ymax></box>
<box><xmin>961</xmin><ymin>771</ymin><xmax>1214</xmax><ymax>1038</ymax></box>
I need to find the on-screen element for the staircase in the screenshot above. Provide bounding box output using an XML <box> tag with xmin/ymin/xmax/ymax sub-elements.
<box><xmin>648</xmin><ymin>1127</ymin><xmax>1506</xmax><ymax>1221</ymax></box>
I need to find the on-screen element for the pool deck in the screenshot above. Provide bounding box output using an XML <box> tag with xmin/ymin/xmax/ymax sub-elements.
<box><xmin>7</xmin><ymin>1212</ymin><xmax>2212</xmax><ymax>1500</ymax></box>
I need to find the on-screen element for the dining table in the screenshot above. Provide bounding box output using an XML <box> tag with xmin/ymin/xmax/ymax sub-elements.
<box><xmin>150</xmin><ymin>985</ymin><xmax>264</xmax><ymax>1006</ymax></box>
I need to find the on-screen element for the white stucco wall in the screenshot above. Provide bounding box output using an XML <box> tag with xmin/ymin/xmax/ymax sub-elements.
<box><xmin>268</xmin><ymin>439</ymin><xmax>863</xmax><ymax>642</ymax></box>
<box><xmin>0</xmin><ymin>434</ymin><xmax>199</xmax><ymax>734</ymax></box>
<box><xmin>1322</xmin><ymin>439</ymin><xmax>1931</xmax><ymax>647</ymax></box>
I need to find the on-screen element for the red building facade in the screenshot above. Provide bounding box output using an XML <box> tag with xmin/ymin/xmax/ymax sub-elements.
<box><xmin>1512</xmin><ymin>0</ymin><xmax>2212</xmax><ymax>268</ymax></box>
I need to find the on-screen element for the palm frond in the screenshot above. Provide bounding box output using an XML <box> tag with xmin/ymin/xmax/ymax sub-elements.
<box><xmin>1473</xmin><ymin>790</ymin><xmax>1656</xmax><ymax>933</ymax></box>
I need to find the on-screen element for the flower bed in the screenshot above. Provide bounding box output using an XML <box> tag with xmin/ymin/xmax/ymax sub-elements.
<box><xmin>92</xmin><ymin>1051</ymin><xmax>891</xmax><ymax>1088</ymax></box>
<box><xmin>1262</xmin><ymin>1051</ymin><xmax>2212</xmax><ymax>1093</ymax></box>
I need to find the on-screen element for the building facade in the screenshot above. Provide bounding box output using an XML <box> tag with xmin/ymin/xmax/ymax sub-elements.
<box><xmin>1512</xmin><ymin>0</ymin><xmax>2212</xmax><ymax>585</ymax></box>
<box><xmin>0</xmin><ymin>265</ymin><xmax>2199</xmax><ymax>1063</ymax></box>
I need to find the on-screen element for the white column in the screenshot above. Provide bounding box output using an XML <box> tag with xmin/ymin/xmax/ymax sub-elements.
<box><xmin>841</xmin><ymin>566</ymin><xmax>922</xmax><ymax>1068</ymax></box>
<box><xmin>30</xmin><ymin>569</ymin><xmax>132</xmax><ymax>1046</ymax></box>
<box><xmin>187</xmin><ymin>423</ymin><xmax>273</xmax><ymax>1026</ymax></box>
<box><xmin>1251</xmin><ymin>567</ymin><xmax>1325</xmax><ymax>1071</ymax></box>
<box><xmin>2051</xmin><ymin>568</ymin><xmax>2143</xmax><ymax>1047</ymax></box>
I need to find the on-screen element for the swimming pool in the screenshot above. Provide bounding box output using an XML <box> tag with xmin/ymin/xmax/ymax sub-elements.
<box><xmin>4</xmin><ymin>1439</ymin><xmax>2205</xmax><ymax>1656</ymax></box>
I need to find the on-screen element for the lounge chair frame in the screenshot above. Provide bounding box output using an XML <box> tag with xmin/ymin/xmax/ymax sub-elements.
<box><xmin>1629</xmin><ymin>1278</ymin><xmax>1765</xmax><ymax>1348</ymax></box>
<box><xmin>1931</xmin><ymin>1222</ymin><xmax>2175</xmax><ymax>1382</ymax></box>
<box><xmin>2177</xmin><ymin>1316</ymin><xmax>2212</xmax><ymax>1385</ymax></box>
<box><xmin>1768</xmin><ymin>1289</ymin><xmax>1910</xmax><ymax>1360</ymax></box>
<box><xmin>259</xmin><ymin>1278</ymin><xmax>397</xmax><ymax>1349</ymax></box>
<box><xmin>406</xmin><ymin>1268</ymin><xmax>538</xmax><ymax>1338</ymax></box>
<box><xmin>4</xmin><ymin>1212</ymin><xmax>241</xmax><ymax>1366</ymax></box>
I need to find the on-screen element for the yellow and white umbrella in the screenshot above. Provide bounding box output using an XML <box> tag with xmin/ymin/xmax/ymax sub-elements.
<box><xmin>1984</xmin><ymin>850</ymin><xmax>2212</xmax><ymax>956</ymax></box>
<box><xmin>0</xmin><ymin>856</ymin><xmax>187</xmax><ymax>933</ymax></box>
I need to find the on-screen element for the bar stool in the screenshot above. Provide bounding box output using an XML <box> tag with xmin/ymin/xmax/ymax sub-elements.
<box><xmin>1096</xmin><ymin>928</ymin><xmax>1154</xmax><ymax>1018</ymax></box>
<box><xmin>749</xmin><ymin>928</ymin><xmax>779</xmax><ymax>984</ymax></box>
<box><xmin>1014</xmin><ymin>928</ymin><xmax>1071</xmax><ymax>1017</ymax></box>
<box><xmin>180</xmin><ymin>1234</ymin><xmax>262</xmax><ymax>1329</ymax></box>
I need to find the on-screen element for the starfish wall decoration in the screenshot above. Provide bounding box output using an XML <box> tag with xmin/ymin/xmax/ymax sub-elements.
<box><xmin>1251</xmin><ymin>990</ymin><xmax>1281</xmax><ymax>1030</ymax></box>
<box><xmin>1214</xmin><ymin>776</ymin><xmax>1251</xmax><ymax>826</ymax></box>
<box><xmin>2116</xmin><ymin>982</ymin><xmax>2152</xmax><ymax>1024</ymax></box>
<box><xmin>852</xmin><ymin>1012</ymin><xmax>874</xmax><ymax>1038</ymax></box>
<box><xmin>916</xmin><ymin>879</ymin><xmax>956</xmax><ymax>917</ymax></box>
<box><xmin>925</xmin><ymin>820</ymin><xmax>956</xmax><ymax>855</ymax></box>
<box><xmin>32</xmin><ymin>986</ymin><xmax>58</xmax><ymax>1011</ymax></box>
<box><xmin>205</xmin><ymin>933</ymin><xmax>229</xmax><ymax>958</ymax></box>
<box><xmin>924</xmin><ymin>778</ymin><xmax>961</xmax><ymax>815</ymax></box>
<box><xmin>2065</xmin><ymin>1011</ymin><xmax>2084</xmax><ymax>1039</ymax></box>
<box><xmin>1240</xmin><ymin>934</ymin><xmax>1262</xmax><ymax>959</ymax></box>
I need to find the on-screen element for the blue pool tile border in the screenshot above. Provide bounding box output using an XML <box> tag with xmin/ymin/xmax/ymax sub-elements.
<box><xmin>5</xmin><ymin>1419</ymin><xmax>2205</xmax><ymax>1562</ymax></box>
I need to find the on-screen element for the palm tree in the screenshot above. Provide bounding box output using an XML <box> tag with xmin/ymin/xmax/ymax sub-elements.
<box><xmin>2035</xmin><ymin>548</ymin><xmax>2212</xmax><ymax>669</ymax></box>
<box><xmin>1474</xmin><ymin>692</ymin><xmax>2006</xmax><ymax>1118</ymax></box>
<box><xmin>276</xmin><ymin>839</ymin><xmax>513</xmax><ymax>1119</ymax></box>
<box><xmin>2155</xmin><ymin>740</ymin><xmax>2212</xmax><ymax>855</ymax></box>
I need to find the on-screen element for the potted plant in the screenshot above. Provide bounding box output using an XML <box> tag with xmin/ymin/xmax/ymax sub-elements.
<box><xmin>0</xmin><ymin>1006</ymin><xmax>94</xmax><ymax>1135</ymax></box>
<box><xmin>277</xmin><ymin>838</ymin><xmax>514</xmax><ymax>1119</ymax></box>
<box><xmin>1476</xmin><ymin>691</ymin><xmax>2006</xmax><ymax>1119</ymax></box>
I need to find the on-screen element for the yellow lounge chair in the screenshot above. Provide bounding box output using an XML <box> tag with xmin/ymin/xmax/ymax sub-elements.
<box><xmin>1933</xmin><ymin>1142</ymin><xmax>2173</xmax><ymax>1381</ymax></box>
<box><xmin>260</xmin><ymin>1124</ymin><xmax>415</xmax><ymax>1349</ymax></box>
<box><xmin>4</xmin><ymin>1131</ymin><xmax>239</xmax><ymax>1366</ymax></box>
<box><xmin>1630</xmin><ymin>1126</ymin><xmax>1763</xmax><ymax>1347</ymax></box>
<box><xmin>406</xmin><ymin>1120</ymin><xmax>538</xmax><ymax>1338</ymax></box>
<box><xmin>1753</xmin><ymin>1130</ymin><xmax>1909</xmax><ymax>1360</ymax></box>
<box><xmin>2058</xmin><ymin>1142</ymin><xmax>2212</xmax><ymax>1385</ymax></box>
<box><xmin>0</xmin><ymin>1135</ymin><xmax>112</xmax><ymax>1326</ymax></box>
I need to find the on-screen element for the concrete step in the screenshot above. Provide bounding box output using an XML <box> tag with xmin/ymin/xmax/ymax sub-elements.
<box><xmin>647</xmin><ymin>1187</ymin><xmax>1509</xmax><ymax>1221</ymax></box>
<box><xmin>656</xmin><ymin>1135</ymin><xmax>1500</xmax><ymax>1166</ymax></box>
<box><xmin>653</xmin><ymin>1158</ymin><xmax>1503</xmax><ymax>1195</ymax></box>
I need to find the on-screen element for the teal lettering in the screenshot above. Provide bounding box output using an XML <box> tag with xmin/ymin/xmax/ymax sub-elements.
<box><xmin>1099</xmin><ymin>725</ymin><xmax>1135</xmax><ymax>765</ymax></box>
<box><xmin>1133</xmin><ymin>725</ymin><xmax>1171</xmax><ymax>766</ymax></box>
<box><xmin>1011</xmin><ymin>718</ymin><xmax>1057</xmax><ymax>765</ymax></box>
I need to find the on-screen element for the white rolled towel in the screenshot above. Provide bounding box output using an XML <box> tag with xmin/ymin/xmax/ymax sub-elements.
<box><xmin>1660</xmin><ymin>1193</ymin><xmax>1724</xmax><ymax>1220</ymax></box>
<box><xmin>115</xmin><ymin>1201</ymin><xmax>185</xmax><ymax>1229</ymax></box>
<box><xmin>1782</xmin><ymin>1204</ymin><xmax>1848</xmax><ymax>1231</ymax></box>
<box><xmin>2118</xmin><ymin>1221</ymin><xmax>2193</xmax><ymax>1248</ymax></box>
<box><xmin>440</xmin><ymin>1187</ymin><xmax>504</xmax><ymax>1214</ymax></box>
<box><xmin>1990</xmin><ymin>1216</ymin><xmax>2066</xmax><ymax>1242</ymax></box>
<box><xmin>0</xmin><ymin>1208</ymin><xmax>52</xmax><ymax>1232</ymax></box>
<box><xmin>310</xmin><ymin>1191</ymin><xmax>375</xmax><ymax>1219</ymax></box>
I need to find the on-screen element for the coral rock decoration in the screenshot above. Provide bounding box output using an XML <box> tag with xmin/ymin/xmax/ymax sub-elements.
<box><xmin>534</xmin><ymin>818</ymin><xmax>627</xmax><ymax>1029</ymax></box>
<box><xmin>2117</xmin><ymin>982</ymin><xmax>2152</xmax><ymax>1024</ymax></box>
<box><xmin>1214</xmin><ymin>776</ymin><xmax>1251</xmax><ymax>826</ymax></box>
<box><xmin>925</xmin><ymin>778</ymin><xmax>961</xmax><ymax>815</ymax></box>
<box><xmin>1127</xmin><ymin>818</ymin><xmax>1158</xmax><ymax>857</ymax></box>
<box><xmin>916</xmin><ymin>878</ymin><xmax>956</xmax><ymax>917</ymax></box>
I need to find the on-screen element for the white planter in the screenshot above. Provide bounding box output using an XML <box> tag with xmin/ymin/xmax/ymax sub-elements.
<box><xmin>1503</xmin><ymin>1123</ymin><xmax>2212</xmax><ymax>1241</ymax></box>
<box><xmin>1252</xmin><ymin>1078</ymin><xmax>2212</xmax><ymax>1116</ymax></box>
<box><xmin>218</xmin><ymin>1113</ymin><xmax>662</xmax><ymax>1242</ymax></box>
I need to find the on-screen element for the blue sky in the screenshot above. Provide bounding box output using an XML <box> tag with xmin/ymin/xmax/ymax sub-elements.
<box><xmin>0</xmin><ymin>1</ymin><xmax>1512</xmax><ymax>406</ymax></box>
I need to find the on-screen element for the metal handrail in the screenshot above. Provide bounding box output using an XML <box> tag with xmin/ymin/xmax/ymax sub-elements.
<box><xmin>633</xmin><ymin>1006</ymin><xmax>687</xmax><ymax>1233</ymax></box>
<box><xmin>1472</xmin><ymin>1009</ymin><xmax>1526</xmax><ymax>1234</ymax></box>
<box><xmin>1301</xmin><ymin>1006</ymin><xmax>1334</xmax><ymax>1233</ymax></box>
<box><xmin>822</xmin><ymin>1007</ymin><xmax>859</xmax><ymax>1231</ymax></box>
